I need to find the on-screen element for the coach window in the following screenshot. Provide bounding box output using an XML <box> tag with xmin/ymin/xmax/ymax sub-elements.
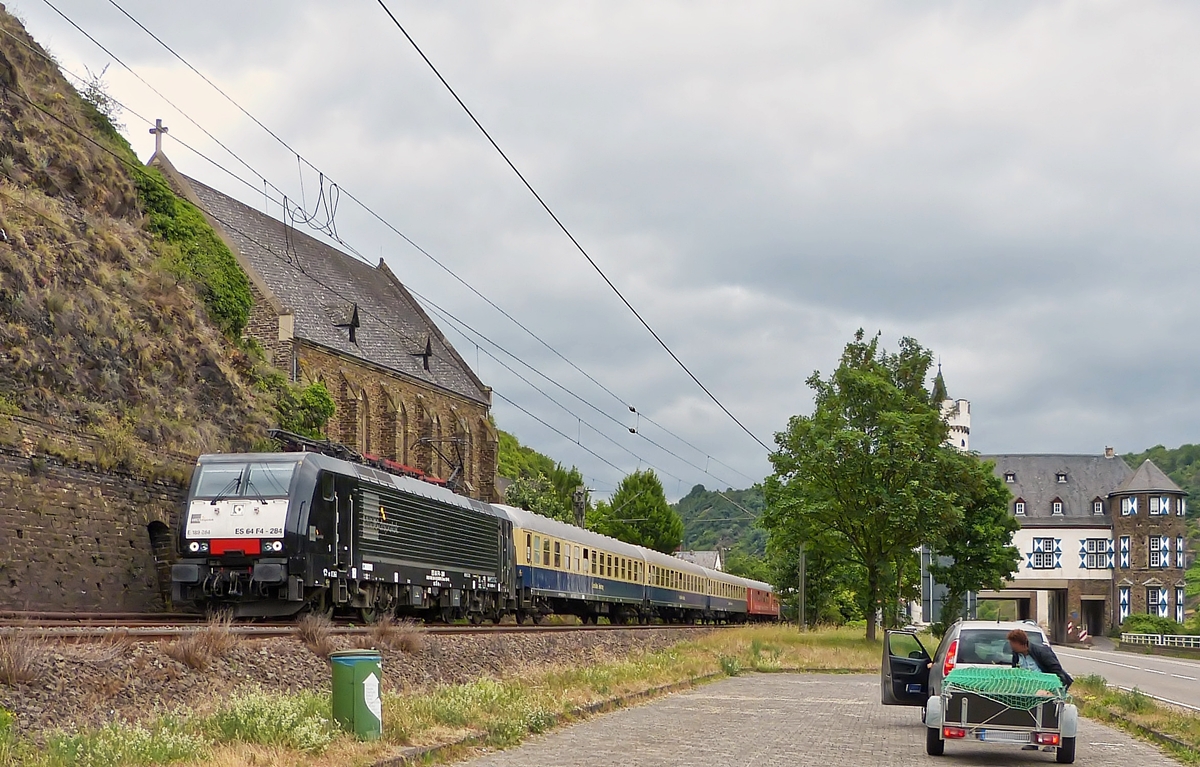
<box><xmin>591</xmin><ymin>552</ymin><xmax>597</xmax><ymax>574</ymax></box>
<box><xmin>621</xmin><ymin>559</ymin><xmax>627</xmax><ymax>581</ymax></box>
<box><xmin>525</xmin><ymin>533</ymin><xmax>532</xmax><ymax>564</ymax></box>
<box><xmin>543</xmin><ymin>538</ymin><xmax>551</xmax><ymax>567</ymax></box>
<box><xmin>554</xmin><ymin>541</ymin><xmax>561</xmax><ymax>568</ymax></box>
<box><xmin>574</xmin><ymin>546</ymin><xmax>581</xmax><ymax>572</ymax></box>
<box><xmin>608</xmin><ymin>554</ymin><xmax>614</xmax><ymax>578</ymax></box>
<box><xmin>533</xmin><ymin>536</ymin><xmax>542</xmax><ymax>565</ymax></box>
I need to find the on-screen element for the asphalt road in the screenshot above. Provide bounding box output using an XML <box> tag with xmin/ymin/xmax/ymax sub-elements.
<box><xmin>1058</xmin><ymin>647</ymin><xmax>1200</xmax><ymax>709</ymax></box>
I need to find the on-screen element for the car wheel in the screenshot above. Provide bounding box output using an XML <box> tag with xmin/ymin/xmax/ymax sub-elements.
<box><xmin>1055</xmin><ymin>737</ymin><xmax>1075</xmax><ymax>764</ymax></box>
<box><xmin>926</xmin><ymin>725</ymin><xmax>944</xmax><ymax>756</ymax></box>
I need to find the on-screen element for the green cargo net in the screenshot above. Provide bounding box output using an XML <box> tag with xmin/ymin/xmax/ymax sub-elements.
<box><xmin>944</xmin><ymin>667</ymin><xmax>1068</xmax><ymax>711</ymax></box>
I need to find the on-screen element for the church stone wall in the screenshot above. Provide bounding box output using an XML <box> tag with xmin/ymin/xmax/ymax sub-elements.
<box><xmin>295</xmin><ymin>342</ymin><xmax>497</xmax><ymax>502</ymax></box>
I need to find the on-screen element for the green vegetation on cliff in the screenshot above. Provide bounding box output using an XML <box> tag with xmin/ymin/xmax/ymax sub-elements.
<box><xmin>0</xmin><ymin>11</ymin><xmax>330</xmax><ymax>465</ymax></box>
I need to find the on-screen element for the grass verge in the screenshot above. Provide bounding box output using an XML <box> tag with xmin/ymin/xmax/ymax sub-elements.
<box><xmin>1072</xmin><ymin>674</ymin><xmax>1200</xmax><ymax>764</ymax></box>
<box><xmin>0</xmin><ymin>626</ymin><xmax>878</xmax><ymax>767</ymax></box>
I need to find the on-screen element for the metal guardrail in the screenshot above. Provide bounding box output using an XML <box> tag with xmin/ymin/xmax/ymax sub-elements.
<box><xmin>1121</xmin><ymin>632</ymin><xmax>1200</xmax><ymax>648</ymax></box>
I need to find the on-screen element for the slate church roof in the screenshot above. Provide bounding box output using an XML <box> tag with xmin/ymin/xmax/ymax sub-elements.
<box><xmin>175</xmin><ymin>170</ymin><xmax>490</xmax><ymax>406</ymax></box>
<box><xmin>982</xmin><ymin>454</ymin><xmax>1133</xmax><ymax>528</ymax></box>
<box><xmin>1113</xmin><ymin>460</ymin><xmax>1187</xmax><ymax>496</ymax></box>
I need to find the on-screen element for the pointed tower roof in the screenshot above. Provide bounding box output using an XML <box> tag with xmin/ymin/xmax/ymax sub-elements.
<box><xmin>1111</xmin><ymin>460</ymin><xmax>1186</xmax><ymax>496</ymax></box>
<box><xmin>931</xmin><ymin>364</ymin><xmax>948</xmax><ymax>403</ymax></box>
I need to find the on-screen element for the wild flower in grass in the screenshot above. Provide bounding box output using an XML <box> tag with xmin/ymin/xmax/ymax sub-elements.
<box><xmin>719</xmin><ymin>656</ymin><xmax>742</xmax><ymax>676</ymax></box>
<box><xmin>203</xmin><ymin>690</ymin><xmax>338</xmax><ymax>753</ymax></box>
<box><xmin>42</xmin><ymin>717</ymin><xmax>206</xmax><ymax>767</ymax></box>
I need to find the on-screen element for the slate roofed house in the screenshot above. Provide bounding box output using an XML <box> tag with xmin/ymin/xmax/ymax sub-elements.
<box><xmin>149</xmin><ymin>152</ymin><xmax>498</xmax><ymax>501</ymax></box>
<box><xmin>675</xmin><ymin>550</ymin><xmax>724</xmax><ymax>572</ymax></box>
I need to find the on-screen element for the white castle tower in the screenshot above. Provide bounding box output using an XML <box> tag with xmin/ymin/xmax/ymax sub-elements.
<box><xmin>933</xmin><ymin>365</ymin><xmax>970</xmax><ymax>452</ymax></box>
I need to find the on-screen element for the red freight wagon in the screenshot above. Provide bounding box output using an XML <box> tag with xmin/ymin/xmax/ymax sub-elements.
<box><xmin>746</xmin><ymin>586</ymin><xmax>780</xmax><ymax>621</ymax></box>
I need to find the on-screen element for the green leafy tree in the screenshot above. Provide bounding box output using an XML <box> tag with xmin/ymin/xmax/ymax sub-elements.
<box><xmin>504</xmin><ymin>473</ymin><xmax>573</xmax><ymax>523</ymax></box>
<box><xmin>927</xmin><ymin>453</ymin><xmax>1020</xmax><ymax>632</ymax></box>
<box><xmin>762</xmin><ymin>330</ymin><xmax>959</xmax><ymax>641</ymax></box>
<box><xmin>590</xmin><ymin>470</ymin><xmax>683</xmax><ymax>553</ymax></box>
<box><xmin>496</xmin><ymin>427</ymin><xmax>588</xmax><ymax>519</ymax></box>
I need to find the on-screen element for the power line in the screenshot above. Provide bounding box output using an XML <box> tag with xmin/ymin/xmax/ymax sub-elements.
<box><xmin>406</xmin><ymin>285</ymin><xmax>738</xmax><ymax>488</ymax></box>
<box><xmin>0</xmin><ymin>76</ymin><xmax>643</xmax><ymax>489</ymax></box>
<box><xmin>87</xmin><ymin>0</ymin><xmax>766</xmax><ymax>478</ymax></box>
<box><xmin>373</xmin><ymin>0</ymin><xmax>771</xmax><ymax>453</ymax></box>
<box><xmin>45</xmin><ymin>0</ymin><xmax>763</xmax><ymax>485</ymax></box>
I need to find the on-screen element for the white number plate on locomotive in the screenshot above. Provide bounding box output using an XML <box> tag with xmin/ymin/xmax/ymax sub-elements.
<box><xmin>185</xmin><ymin>498</ymin><xmax>290</xmax><ymax>539</ymax></box>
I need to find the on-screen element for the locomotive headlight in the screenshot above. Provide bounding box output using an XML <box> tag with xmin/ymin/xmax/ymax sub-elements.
<box><xmin>187</xmin><ymin>541</ymin><xmax>200</xmax><ymax>553</ymax></box>
<box><xmin>199</xmin><ymin>542</ymin><xmax>210</xmax><ymax>553</ymax></box>
<box><xmin>263</xmin><ymin>540</ymin><xmax>284</xmax><ymax>552</ymax></box>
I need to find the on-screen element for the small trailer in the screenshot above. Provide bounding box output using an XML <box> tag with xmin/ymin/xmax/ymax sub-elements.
<box><xmin>924</xmin><ymin>667</ymin><xmax>1078</xmax><ymax>763</ymax></box>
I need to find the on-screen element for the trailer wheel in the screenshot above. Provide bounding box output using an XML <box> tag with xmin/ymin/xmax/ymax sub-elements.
<box><xmin>925</xmin><ymin>725</ymin><xmax>944</xmax><ymax>756</ymax></box>
<box><xmin>1055</xmin><ymin>737</ymin><xmax>1075</xmax><ymax>764</ymax></box>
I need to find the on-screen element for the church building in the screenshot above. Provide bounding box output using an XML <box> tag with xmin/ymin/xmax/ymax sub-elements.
<box><xmin>148</xmin><ymin>152</ymin><xmax>499</xmax><ymax>502</ymax></box>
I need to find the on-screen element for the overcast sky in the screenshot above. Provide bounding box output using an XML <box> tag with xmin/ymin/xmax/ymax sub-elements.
<box><xmin>12</xmin><ymin>1</ymin><xmax>1200</xmax><ymax>498</ymax></box>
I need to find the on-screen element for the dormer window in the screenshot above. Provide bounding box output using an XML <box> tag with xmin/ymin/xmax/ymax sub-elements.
<box><xmin>1052</xmin><ymin>499</ymin><xmax>1063</xmax><ymax>515</ymax></box>
<box><xmin>1056</xmin><ymin>473</ymin><xmax>1067</xmax><ymax>483</ymax></box>
<box><xmin>1005</xmin><ymin>472</ymin><xmax>1016</xmax><ymax>483</ymax></box>
<box><xmin>1014</xmin><ymin>499</ymin><xmax>1026</xmax><ymax>515</ymax></box>
<box><xmin>1093</xmin><ymin>499</ymin><xmax>1104</xmax><ymax>515</ymax></box>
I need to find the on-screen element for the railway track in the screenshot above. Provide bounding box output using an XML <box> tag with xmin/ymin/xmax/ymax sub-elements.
<box><xmin>0</xmin><ymin>611</ymin><xmax>729</xmax><ymax>640</ymax></box>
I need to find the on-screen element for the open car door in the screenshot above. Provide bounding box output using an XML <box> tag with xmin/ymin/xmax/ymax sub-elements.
<box><xmin>881</xmin><ymin>630</ymin><xmax>931</xmax><ymax>706</ymax></box>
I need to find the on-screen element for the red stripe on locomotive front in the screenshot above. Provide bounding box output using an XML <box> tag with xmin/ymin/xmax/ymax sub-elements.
<box><xmin>210</xmin><ymin>538</ymin><xmax>261</xmax><ymax>555</ymax></box>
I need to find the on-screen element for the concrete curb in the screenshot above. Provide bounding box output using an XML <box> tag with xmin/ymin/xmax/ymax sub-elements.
<box><xmin>371</xmin><ymin>672</ymin><xmax>726</xmax><ymax>767</ymax></box>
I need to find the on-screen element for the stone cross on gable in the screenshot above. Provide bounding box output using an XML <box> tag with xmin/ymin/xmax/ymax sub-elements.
<box><xmin>149</xmin><ymin>118</ymin><xmax>168</xmax><ymax>154</ymax></box>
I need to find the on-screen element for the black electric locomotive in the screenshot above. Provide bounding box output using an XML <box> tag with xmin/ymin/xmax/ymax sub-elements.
<box><xmin>170</xmin><ymin>451</ymin><xmax>515</xmax><ymax>619</ymax></box>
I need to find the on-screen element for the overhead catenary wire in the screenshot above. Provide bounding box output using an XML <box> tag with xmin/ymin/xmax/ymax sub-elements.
<box><xmin>0</xmin><ymin>77</ymin><xmax>645</xmax><ymax>489</ymax></box>
<box><xmin>83</xmin><ymin>0</ymin><xmax>765</xmax><ymax>480</ymax></box>
<box><xmin>372</xmin><ymin>0</ymin><xmax>771</xmax><ymax>453</ymax></box>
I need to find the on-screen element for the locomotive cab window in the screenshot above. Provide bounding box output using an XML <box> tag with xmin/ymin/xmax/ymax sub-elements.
<box><xmin>321</xmin><ymin>472</ymin><xmax>335</xmax><ymax>502</ymax></box>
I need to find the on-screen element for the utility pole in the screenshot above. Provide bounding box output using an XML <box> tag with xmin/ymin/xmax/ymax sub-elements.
<box><xmin>798</xmin><ymin>543</ymin><xmax>807</xmax><ymax>632</ymax></box>
<box><xmin>572</xmin><ymin>486</ymin><xmax>587</xmax><ymax>528</ymax></box>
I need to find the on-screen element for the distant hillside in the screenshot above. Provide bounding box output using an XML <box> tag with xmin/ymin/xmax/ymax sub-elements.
<box><xmin>673</xmin><ymin>484</ymin><xmax>766</xmax><ymax>556</ymax></box>
<box><xmin>1122</xmin><ymin>444</ymin><xmax>1200</xmax><ymax>502</ymax></box>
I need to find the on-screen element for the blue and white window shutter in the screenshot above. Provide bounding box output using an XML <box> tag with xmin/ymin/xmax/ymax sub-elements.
<box><xmin>1119</xmin><ymin>586</ymin><xmax>1131</xmax><ymax>622</ymax></box>
<box><xmin>1162</xmin><ymin>536</ymin><xmax>1171</xmax><ymax>568</ymax></box>
<box><xmin>1107</xmin><ymin>539</ymin><xmax>1115</xmax><ymax>569</ymax></box>
<box><xmin>1178</xmin><ymin>587</ymin><xmax>1186</xmax><ymax>624</ymax></box>
<box><xmin>1179</xmin><ymin>536</ymin><xmax>1187</xmax><ymax>568</ymax></box>
<box><xmin>1119</xmin><ymin>536</ymin><xmax>1131</xmax><ymax>568</ymax></box>
<box><xmin>1181</xmin><ymin>498</ymin><xmax>1188</xmax><ymax>517</ymax></box>
<box><xmin>1158</xmin><ymin>587</ymin><xmax>1170</xmax><ymax>618</ymax></box>
<box><xmin>1121</xmin><ymin>496</ymin><xmax>1138</xmax><ymax>515</ymax></box>
<box><xmin>1161</xmin><ymin>496</ymin><xmax>1172</xmax><ymax>516</ymax></box>
<box><xmin>1078</xmin><ymin>540</ymin><xmax>1087</xmax><ymax>570</ymax></box>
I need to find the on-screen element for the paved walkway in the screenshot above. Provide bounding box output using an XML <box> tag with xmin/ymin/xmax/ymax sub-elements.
<box><xmin>460</xmin><ymin>674</ymin><xmax>1179</xmax><ymax>766</ymax></box>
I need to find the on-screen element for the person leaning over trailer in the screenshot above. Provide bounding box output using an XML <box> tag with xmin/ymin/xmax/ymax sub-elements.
<box><xmin>1007</xmin><ymin>628</ymin><xmax>1073</xmax><ymax>689</ymax></box>
<box><xmin>1008</xmin><ymin>628</ymin><xmax>1073</xmax><ymax>752</ymax></box>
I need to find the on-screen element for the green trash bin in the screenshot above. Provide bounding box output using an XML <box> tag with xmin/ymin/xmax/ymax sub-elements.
<box><xmin>330</xmin><ymin>649</ymin><xmax>383</xmax><ymax>739</ymax></box>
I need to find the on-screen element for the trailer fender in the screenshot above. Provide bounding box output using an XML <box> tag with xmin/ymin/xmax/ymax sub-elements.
<box><xmin>1060</xmin><ymin>703</ymin><xmax>1078</xmax><ymax>738</ymax></box>
<box><xmin>925</xmin><ymin>695</ymin><xmax>943</xmax><ymax>728</ymax></box>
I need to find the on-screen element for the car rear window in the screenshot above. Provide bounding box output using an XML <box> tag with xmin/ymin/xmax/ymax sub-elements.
<box><xmin>956</xmin><ymin>629</ymin><xmax>1044</xmax><ymax>665</ymax></box>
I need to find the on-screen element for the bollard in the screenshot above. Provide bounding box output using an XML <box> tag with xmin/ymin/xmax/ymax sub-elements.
<box><xmin>330</xmin><ymin>649</ymin><xmax>383</xmax><ymax>739</ymax></box>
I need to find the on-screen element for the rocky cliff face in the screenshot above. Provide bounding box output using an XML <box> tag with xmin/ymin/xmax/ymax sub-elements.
<box><xmin>0</xmin><ymin>7</ymin><xmax>274</xmax><ymax>610</ymax></box>
<box><xmin>0</xmin><ymin>7</ymin><xmax>271</xmax><ymax>465</ymax></box>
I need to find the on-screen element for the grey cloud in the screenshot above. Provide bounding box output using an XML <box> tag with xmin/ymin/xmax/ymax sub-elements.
<box><xmin>13</xmin><ymin>0</ymin><xmax>1200</xmax><ymax>496</ymax></box>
